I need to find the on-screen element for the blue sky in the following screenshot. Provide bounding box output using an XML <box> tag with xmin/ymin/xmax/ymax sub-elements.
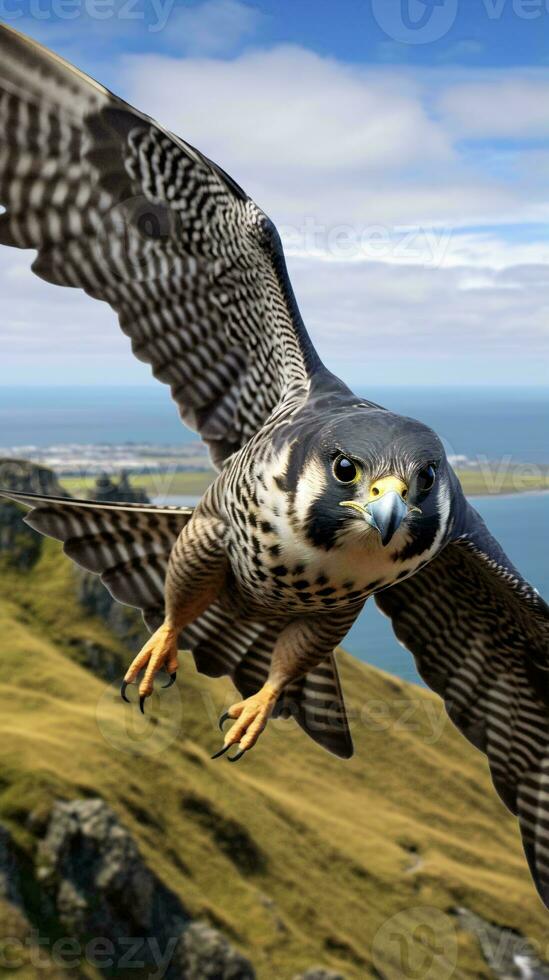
<box><xmin>0</xmin><ymin>0</ymin><xmax>548</xmax><ymax>388</ymax></box>
<box><xmin>8</xmin><ymin>0</ymin><xmax>548</xmax><ymax>67</ymax></box>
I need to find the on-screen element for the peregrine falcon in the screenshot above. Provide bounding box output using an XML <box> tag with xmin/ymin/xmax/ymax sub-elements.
<box><xmin>1</xmin><ymin>24</ymin><xmax>549</xmax><ymax>905</ymax></box>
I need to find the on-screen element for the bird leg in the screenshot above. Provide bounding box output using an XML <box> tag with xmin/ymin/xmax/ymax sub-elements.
<box><xmin>212</xmin><ymin>607</ymin><xmax>357</xmax><ymax>762</ymax></box>
<box><xmin>121</xmin><ymin>507</ymin><xmax>227</xmax><ymax>712</ymax></box>
<box><xmin>213</xmin><ymin>683</ymin><xmax>279</xmax><ymax>762</ymax></box>
<box><xmin>121</xmin><ymin>622</ymin><xmax>179</xmax><ymax>712</ymax></box>
<box><xmin>211</xmin><ymin>608</ymin><xmax>360</xmax><ymax>761</ymax></box>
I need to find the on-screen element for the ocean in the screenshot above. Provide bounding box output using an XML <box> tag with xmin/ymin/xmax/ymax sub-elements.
<box><xmin>1</xmin><ymin>384</ymin><xmax>548</xmax><ymax>463</ymax></box>
<box><xmin>0</xmin><ymin>384</ymin><xmax>547</xmax><ymax>685</ymax></box>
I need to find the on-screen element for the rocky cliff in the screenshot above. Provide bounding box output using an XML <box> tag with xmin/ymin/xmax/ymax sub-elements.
<box><xmin>0</xmin><ymin>459</ymin><xmax>67</xmax><ymax>571</ymax></box>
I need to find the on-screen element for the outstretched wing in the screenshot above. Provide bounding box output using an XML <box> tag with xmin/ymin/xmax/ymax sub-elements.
<box><xmin>1</xmin><ymin>490</ymin><xmax>192</xmax><ymax>622</ymax></box>
<box><xmin>0</xmin><ymin>24</ymin><xmax>323</xmax><ymax>468</ymax></box>
<box><xmin>375</xmin><ymin>502</ymin><xmax>549</xmax><ymax>906</ymax></box>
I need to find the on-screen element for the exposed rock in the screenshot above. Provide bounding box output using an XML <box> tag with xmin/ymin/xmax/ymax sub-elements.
<box><xmin>36</xmin><ymin>798</ymin><xmax>255</xmax><ymax>979</ymax></box>
<box><xmin>454</xmin><ymin>906</ymin><xmax>549</xmax><ymax>979</ymax></box>
<box><xmin>178</xmin><ymin>922</ymin><xmax>255</xmax><ymax>980</ymax></box>
<box><xmin>0</xmin><ymin>458</ymin><xmax>67</xmax><ymax>569</ymax></box>
<box><xmin>0</xmin><ymin>500</ymin><xmax>42</xmax><ymax>569</ymax></box>
<box><xmin>37</xmin><ymin>799</ymin><xmax>187</xmax><ymax>943</ymax></box>
<box><xmin>0</xmin><ymin>825</ymin><xmax>22</xmax><ymax>906</ymax></box>
<box><xmin>0</xmin><ymin>458</ymin><xmax>67</xmax><ymax>497</ymax></box>
<box><xmin>0</xmin><ymin>458</ymin><xmax>148</xmax><ymax>640</ymax></box>
<box><xmin>66</xmin><ymin>634</ymin><xmax>126</xmax><ymax>683</ymax></box>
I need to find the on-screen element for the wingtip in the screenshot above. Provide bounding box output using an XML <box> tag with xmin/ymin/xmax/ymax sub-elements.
<box><xmin>521</xmin><ymin>838</ymin><xmax>549</xmax><ymax>911</ymax></box>
<box><xmin>0</xmin><ymin>488</ymin><xmax>32</xmax><ymax>505</ymax></box>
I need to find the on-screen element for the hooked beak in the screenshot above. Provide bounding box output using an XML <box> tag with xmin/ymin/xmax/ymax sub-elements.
<box><xmin>340</xmin><ymin>476</ymin><xmax>415</xmax><ymax>547</ymax></box>
<box><xmin>367</xmin><ymin>489</ymin><xmax>408</xmax><ymax>546</ymax></box>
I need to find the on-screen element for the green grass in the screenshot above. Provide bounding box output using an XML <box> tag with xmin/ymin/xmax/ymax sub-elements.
<box><xmin>60</xmin><ymin>471</ymin><xmax>215</xmax><ymax>499</ymax></box>
<box><xmin>0</xmin><ymin>540</ymin><xmax>547</xmax><ymax>978</ymax></box>
<box><xmin>456</xmin><ymin>467</ymin><xmax>549</xmax><ymax>496</ymax></box>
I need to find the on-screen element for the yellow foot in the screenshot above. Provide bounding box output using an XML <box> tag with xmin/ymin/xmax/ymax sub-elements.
<box><xmin>120</xmin><ymin>622</ymin><xmax>179</xmax><ymax>713</ymax></box>
<box><xmin>211</xmin><ymin>684</ymin><xmax>278</xmax><ymax>762</ymax></box>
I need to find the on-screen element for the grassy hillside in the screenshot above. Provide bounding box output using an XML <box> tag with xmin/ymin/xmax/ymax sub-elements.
<box><xmin>0</xmin><ymin>538</ymin><xmax>547</xmax><ymax>979</ymax></box>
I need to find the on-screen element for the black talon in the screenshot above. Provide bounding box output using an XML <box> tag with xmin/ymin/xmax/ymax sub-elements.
<box><xmin>218</xmin><ymin>711</ymin><xmax>232</xmax><ymax>731</ymax></box>
<box><xmin>139</xmin><ymin>695</ymin><xmax>146</xmax><ymax>715</ymax></box>
<box><xmin>120</xmin><ymin>681</ymin><xmax>131</xmax><ymax>704</ymax></box>
<box><xmin>211</xmin><ymin>743</ymin><xmax>231</xmax><ymax>760</ymax></box>
<box><xmin>228</xmin><ymin>747</ymin><xmax>247</xmax><ymax>763</ymax></box>
<box><xmin>162</xmin><ymin>671</ymin><xmax>177</xmax><ymax>689</ymax></box>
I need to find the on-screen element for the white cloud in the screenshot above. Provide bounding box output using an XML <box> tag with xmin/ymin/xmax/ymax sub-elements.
<box><xmin>1</xmin><ymin>245</ymin><xmax>547</xmax><ymax>389</ymax></box>
<box><xmin>1</xmin><ymin>40</ymin><xmax>549</xmax><ymax>390</ymax></box>
<box><xmin>121</xmin><ymin>47</ymin><xmax>452</xmax><ymax>179</ymax></box>
<box><xmin>437</xmin><ymin>75</ymin><xmax>549</xmax><ymax>137</ymax></box>
<box><xmin>117</xmin><ymin>49</ymin><xmax>549</xmax><ymax>235</ymax></box>
<box><xmin>286</xmin><ymin>256</ymin><xmax>549</xmax><ymax>386</ymax></box>
<box><xmin>0</xmin><ymin>252</ymin><xmax>151</xmax><ymax>386</ymax></box>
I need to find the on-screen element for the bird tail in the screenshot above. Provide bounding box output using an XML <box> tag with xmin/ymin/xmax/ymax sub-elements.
<box><xmin>0</xmin><ymin>490</ymin><xmax>192</xmax><ymax>621</ymax></box>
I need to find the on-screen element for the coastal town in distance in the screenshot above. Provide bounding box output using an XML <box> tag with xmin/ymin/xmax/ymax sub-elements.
<box><xmin>0</xmin><ymin>441</ymin><xmax>548</xmax><ymax>501</ymax></box>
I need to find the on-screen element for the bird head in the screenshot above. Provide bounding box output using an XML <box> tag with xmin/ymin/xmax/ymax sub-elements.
<box><xmin>284</xmin><ymin>406</ymin><xmax>451</xmax><ymax>552</ymax></box>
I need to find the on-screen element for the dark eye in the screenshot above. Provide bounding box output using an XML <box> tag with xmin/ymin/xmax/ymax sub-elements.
<box><xmin>416</xmin><ymin>464</ymin><xmax>437</xmax><ymax>494</ymax></box>
<box><xmin>333</xmin><ymin>456</ymin><xmax>358</xmax><ymax>484</ymax></box>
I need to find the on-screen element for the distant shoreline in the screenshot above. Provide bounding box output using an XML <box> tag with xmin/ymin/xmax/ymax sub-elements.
<box><xmin>467</xmin><ymin>487</ymin><xmax>549</xmax><ymax>500</ymax></box>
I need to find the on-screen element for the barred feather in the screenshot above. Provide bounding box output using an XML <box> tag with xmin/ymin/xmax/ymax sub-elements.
<box><xmin>3</xmin><ymin>491</ymin><xmax>191</xmax><ymax>618</ymax></box>
<box><xmin>376</xmin><ymin>507</ymin><xmax>549</xmax><ymax>905</ymax></box>
<box><xmin>0</xmin><ymin>22</ymin><xmax>320</xmax><ymax>468</ymax></box>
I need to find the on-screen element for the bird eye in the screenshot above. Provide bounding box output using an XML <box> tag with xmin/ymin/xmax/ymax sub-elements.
<box><xmin>333</xmin><ymin>455</ymin><xmax>359</xmax><ymax>484</ymax></box>
<box><xmin>416</xmin><ymin>464</ymin><xmax>437</xmax><ymax>494</ymax></box>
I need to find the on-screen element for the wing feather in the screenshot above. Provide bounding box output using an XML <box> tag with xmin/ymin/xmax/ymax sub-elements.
<box><xmin>376</xmin><ymin>504</ymin><xmax>549</xmax><ymax>905</ymax></box>
<box><xmin>2</xmin><ymin>490</ymin><xmax>191</xmax><ymax>618</ymax></box>
<box><xmin>0</xmin><ymin>23</ymin><xmax>322</xmax><ymax>468</ymax></box>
